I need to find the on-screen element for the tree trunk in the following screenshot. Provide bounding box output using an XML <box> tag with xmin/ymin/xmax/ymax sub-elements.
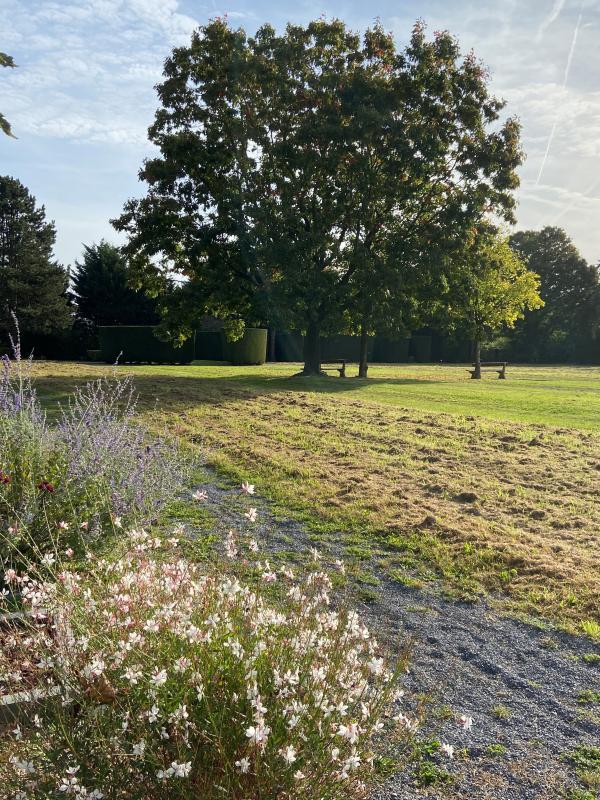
<box><xmin>358</xmin><ymin>320</ymin><xmax>369</xmax><ymax>379</ymax></box>
<box><xmin>302</xmin><ymin>321</ymin><xmax>322</xmax><ymax>375</ymax></box>
<box><xmin>472</xmin><ymin>337</ymin><xmax>482</xmax><ymax>379</ymax></box>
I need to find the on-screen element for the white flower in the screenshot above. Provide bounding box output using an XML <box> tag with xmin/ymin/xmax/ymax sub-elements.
<box><xmin>293</xmin><ymin>770</ymin><xmax>305</xmax><ymax>781</ymax></box>
<box><xmin>147</xmin><ymin>704</ymin><xmax>160</xmax><ymax>723</ymax></box>
<box><xmin>132</xmin><ymin>740</ymin><xmax>145</xmax><ymax>756</ymax></box>
<box><xmin>151</xmin><ymin>668</ymin><xmax>167</xmax><ymax>687</ymax></box>
<box><xmin>458</xmin><ymin>714</ymin><xmax>473</xmax><ymax>730</ymax></box>
<box><xmin>244</xmin><ymin>507</ymin><xmax>258</xmax><ymax>522</ymax></box>
<box><xmin>113</xmin><ymin>516</ymin><xmax>122</xmax><ymax>529</ymax></box>
<box><xmin>279</xmin><ymin>745</ymin><xmax>297</xmax><ymax>765</ymax></box>
<box><xmin>171</xmin><ymin>761</ymin><xmax>192</xmax><ymax>778</ymax></box>
<box><xmin>367</xmin><ymin>656</ymin><xmax>384</xmax><ymax>675</ymax></box>
<box><xmin>41</xmin><ymin>552</ymin><xmax>56</xmax><ymax>566</ymax></box>
<box><xmin>9</xmin><ymin>756</ymin><xmax>35</xmax><ymax>774</ymax></box>
<box><xmin>222</xmin><ymin>578</ymin><xmax>241</xmax><ymax>598</ymax></box>
<box><xmin>344</xmin><ymin>754</ymin><xmax>361</xmax><ymax>771</ymax></box>
<box><xmin>235</xmin><ymin>757</ymin><xmax>251</xmax><ymax>773</ymax></box>
<box><xmin>57</xmin><ymin>521</ymin><xmax>70</xmax><ymax>530</ymax></box>
<box><xmin>248</xmin><ymin>538</ymin><xmax>259</xmax><ymax>552</ymax></box>
<box><xmin>337</xmin><ymin>722</ymin><xmax>360</xmax><ymax>744</ymax></box>
<box><xmin>245</xmin><ymin>721</ymin><xmax>271</xmax><ymax>747</ymax></box>
<box><xmin>192</xmin><ymin>490</ymin><xmax>208</xmax><ymax>501</ymax></box>
<box><xmin>89</xmin><ymin>792</ymin><xmax>104</xmax><ymax>799</ymax></box>
<box><xmin>440</xmin><ymin>743</ymin><xmax>454</xmax><ymax>758</ymax></box>
<box><xmin>241</xmin><ymin>481</ymin><xmax>255</xmax><ymax>495</ymax></box>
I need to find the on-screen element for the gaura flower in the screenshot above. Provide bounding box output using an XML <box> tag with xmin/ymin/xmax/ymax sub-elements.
<box><xmin>440</xmin><ymin>743</ymin><xmax>454</xmax><ymax>758</ymax></box>
<box><xmin>279</xmin><ymin>745</ymin><xmax>297</xmax><ymax>765</ymax></box>
<box><xmin>458</xmin><ymin>714</ymin><xmax>473</xmax><ymax>730</ymax></box>
<box><xmin>241</xmin><ymin>481</ymin><xmax>255</xmax><ymax>495</ymax></box>
<box><xmin>244</xmin><ymin>507</ymin><xmax>258</xmax><ymax>523</ymax></box>
<box><xmin>192</xmin><ymin>489</ymin><xmax>208</xmax><ymax>502</ymax></box>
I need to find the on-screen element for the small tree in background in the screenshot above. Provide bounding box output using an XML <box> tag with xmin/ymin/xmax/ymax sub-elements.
<box><xmin>70</xmin><ymin>241</ymin><xmax>160</xmax><ymax>327</ymax></box>
<box><xmin>1</xmin><ymin>52</ymin><xmax>16</xmax><ymax>138</ymax></box>
<box><xmin>0</xmin><ymin>176</ymin><xmax>70</xmax><ymax>339</ymax></box>
<box><xmin>447</xmin><ymin>231</ymin><xmax>543</xmax><ymax>378</ymax></box>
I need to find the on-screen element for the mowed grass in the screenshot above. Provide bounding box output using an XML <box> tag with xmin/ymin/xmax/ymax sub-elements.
<box><xmin>31</xmin><ymin>361</ymin><xmax>600</xmax><ymax>635</ymax></box>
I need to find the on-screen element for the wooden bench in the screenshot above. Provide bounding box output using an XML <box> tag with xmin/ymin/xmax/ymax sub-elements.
<box><xmin>322</xmin><ymin>359</ymin><xmax>347</xmax><ymax>377</ymax></box>
<box><xmin>468</xmin><ymin>361</ymin><xmax>507</xmax><ymax>379</ymax></box>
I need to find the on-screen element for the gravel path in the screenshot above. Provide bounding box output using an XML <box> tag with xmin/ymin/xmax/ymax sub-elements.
<box><xmin>190</xmin><ymin>478</ymin><xmax>600</xmax><ymax>800</ymax></box>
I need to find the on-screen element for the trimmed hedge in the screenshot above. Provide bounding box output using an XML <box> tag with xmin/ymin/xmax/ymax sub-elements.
<box><xmin>99</xmin><ymin>327</ymin><xmax>194</xmax><ymax>364</ymax></box>
<box><xmin>410</xmin><ymin>335</ymin><xmax>432</xmax><ymax>363</ymax></box>
<box><xmin>195</xmin><ymin>331</ymin><xmax>225</xmax><ymax>361</ymax></box>
<box><xmin>224</xmin><ymin>328</ymin><xmax>267</xmax><ymax>365</ymax></box>
<box><xmin>372</xmin><ymin>337</ymin><xmax>410</xmax><ymax>363</ymax></box>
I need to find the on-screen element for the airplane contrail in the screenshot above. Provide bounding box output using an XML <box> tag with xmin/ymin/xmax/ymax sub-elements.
<box><xmin>535</xmin><ymin>9</ymin><xmax>583</xmax><ymax>186</ymax></box>
<box><xmin>537</xmin><ymin>0</ymin><xmax>567</xmax><ymax>40</ymax></box>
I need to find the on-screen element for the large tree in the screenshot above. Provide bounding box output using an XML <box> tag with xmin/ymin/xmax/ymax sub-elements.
<box><xmin>445</xmin><ymin>230</ymin><xmax>543</xmax><ymax>377</ymax></box>
<box><xmin>70</xmin><ymin>241</ymin><xmax>160</xmax><ymax>327</ymax></box>
<box><xmin>1</xmin><ymin>52</ymin><xmax>16</xmax><ymax>138</ymax></box>
<box><xmin>509</xmin><ymin>227</ymin><xmax>600</xmax><ymax>362</ymax></box>
<box><xmin>114</xmin><ymin>18</ymin><xmax>522</xmax><ymax>374</ymax></box>
<box><xmin>0</xmin><ymin>176</ymin><xmax>70</xmax><ymax>339</ymax></box>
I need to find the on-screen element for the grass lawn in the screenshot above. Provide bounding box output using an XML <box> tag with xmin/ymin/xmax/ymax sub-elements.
<box><xmin>31</xmin><ymin>361</ymin><xmax>600</xmax><ymax>636</ymax></box>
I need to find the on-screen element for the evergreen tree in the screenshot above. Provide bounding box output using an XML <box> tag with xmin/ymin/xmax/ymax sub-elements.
<box><xmin>0</xmin><ymin>176</ymin><xmax>70</xmax><ymax>338</ymax></box>
<box><xmin>71</xmin><ymin>241</ymin><xmax>159</xmax><ymax>326</ymax></box>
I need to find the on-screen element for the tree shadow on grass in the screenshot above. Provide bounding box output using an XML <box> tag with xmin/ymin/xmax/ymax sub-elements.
<box><xmin>32</xmin><ymin>365</ymin><xmax>446</xmax><ymax>419</ymax></box>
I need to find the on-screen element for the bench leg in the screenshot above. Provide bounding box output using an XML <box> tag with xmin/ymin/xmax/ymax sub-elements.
<box><xmin>338</xmin><ymin>366</ymin><xmax>346</xmax><ymax>378</ymax></box>
<box><xmin>498</xmin><ymin>369</ymin><xmax>506</xmax><ymax>379</ymax></box>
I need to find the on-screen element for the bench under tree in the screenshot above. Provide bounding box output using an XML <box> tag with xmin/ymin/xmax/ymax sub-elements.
<box><xmin>468</xmin><ymin>361</ymin><xmax>507</xmax><ymax>379</ymax></box>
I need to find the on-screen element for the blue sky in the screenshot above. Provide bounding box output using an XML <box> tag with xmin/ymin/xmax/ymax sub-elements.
<box><xmin>2</xmin><ymin>0</ymin><xmax>600</xmax><ymax>267</ymax></box>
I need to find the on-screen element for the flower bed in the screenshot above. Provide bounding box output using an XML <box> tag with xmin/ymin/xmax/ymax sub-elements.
<box><xmin>1</xmin><ymin>523</ymin><xmax>405</xmax><ymax>799</ymax></box>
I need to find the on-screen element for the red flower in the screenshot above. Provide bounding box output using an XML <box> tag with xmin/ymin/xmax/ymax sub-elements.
<box><xmin>37</xmin><ymin>480</ymin><xmax>55</xmax><ymax>493</ymax></box>
<box><xmin>0</xmin><ymin>473</ymin><xmax>10</xmax><ymax>485</ymax></box>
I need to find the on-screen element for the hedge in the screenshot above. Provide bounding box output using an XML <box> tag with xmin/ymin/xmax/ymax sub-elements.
<box><xmin>372</xmin><ymin>337</ymin><xmax>410</xmax><ymax>363</ymax></box>
<box><xmin>99</xmin><ymin>327</ymin><xmax>194</xmax><ymax>364</ymax></box>
<box><xmin>410</xmin><ymin>335</ymin><xmax>432</xmax><ymax>363</ymax></box>
<box><xmin>224</xmin><ymin>328</ymin><xmax>267</xmax><ymax>365</ymax></box>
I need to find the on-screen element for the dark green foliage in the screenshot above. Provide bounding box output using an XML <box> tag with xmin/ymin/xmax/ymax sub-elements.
<box><xmin>373</xmin><ymin>337</ymin><xmax>411</xmax><ymax>363</ymax></box>
<box><xmin>71</xmin><ymin>241</ymin><xmax>159</xmax><ymax>326</ymax></box>
<box><xmin>223</xmin><ymin>327</ymin><xmax>267</xmax><ymax>365</ymax></box>
<box><xmin>509</xmin><ymin>227</ymin><xmax>600</xmax><ymax>362</ymax></box>
<box><xmin>0</xmin><ymin>176</ymin><xmax>70</xmax><ymax>339</ymax></box>
<box><xmin>410</xmin><ymin>335</ymin><xmax>432</xmax><ymax>363</ymax></box>
<box><xmin>1</xmin><ymin>52</ymin><xmax>16</xmax><ymax>138</ymax></box>
<box><xmin>99</xmin><ymin>326</ymin><xmax>194</xmax><ymax>364</ymax></box>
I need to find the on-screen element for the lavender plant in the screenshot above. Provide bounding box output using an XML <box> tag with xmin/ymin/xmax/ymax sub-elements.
<box><xmin>0</xmin><ymin>344</ymin><xmax>189</xmax><ymax>570</ymax></box>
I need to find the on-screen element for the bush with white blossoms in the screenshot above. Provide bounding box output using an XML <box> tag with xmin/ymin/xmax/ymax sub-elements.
<box><xmin>1</xmin><ymin>526</ymin><xmax>405</xmax><ymax>799</ymax></box>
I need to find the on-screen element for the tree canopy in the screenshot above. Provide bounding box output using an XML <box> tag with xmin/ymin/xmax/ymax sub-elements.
<box><xmin>0</xmin><ymin>176</ymin><xmax>70</xmax><ymax>339</ymax></box>
<box><xmin>114</xmin><ymin>17</ymin><xmax>523</xmax><ymax>374</ymax></box>
<box><xmin>70</xmin><ymin>241</ymin><xmax>160</xmax><ymax>327</ymax></box>
<box><xmin>508</xmin><ymin>227</ymin><xmax>600</xmax><ymax>361</ymax></box>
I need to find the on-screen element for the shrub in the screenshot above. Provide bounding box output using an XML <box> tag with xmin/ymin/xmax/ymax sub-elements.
<box><xmin>2</xmin><ymin>527</ymin><xmax>404</xmax><ymax>800</ymax></box>
<box><xmin>0</xmin><ymin>346</ymin><xmax>188</xmax><ymax>570</ymax></box>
